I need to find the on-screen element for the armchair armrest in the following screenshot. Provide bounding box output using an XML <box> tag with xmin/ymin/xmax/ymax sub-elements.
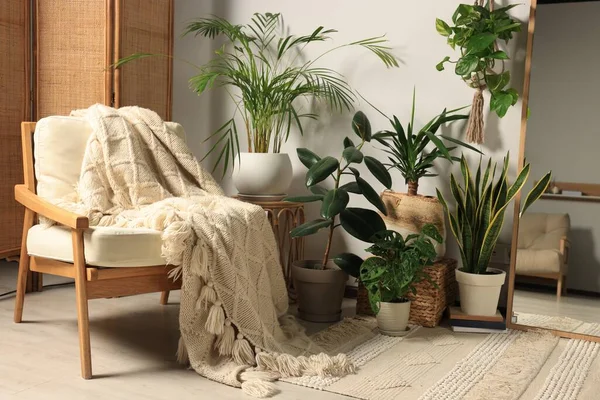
<box><xmin>560</xmin><ymin>236</ymin><xmax>570</xmax><ymax>269</ymax></box>
<box><xmin>15</xmin><ymin>184</ymin><xmax>89</xmax><ymax>229</ymax></box>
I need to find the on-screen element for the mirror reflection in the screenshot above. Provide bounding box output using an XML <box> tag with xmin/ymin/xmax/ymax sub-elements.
<box><xmin>511</xmin><ymin>1</ymin><xmax>600</xmax><ymax>335</ymax></box>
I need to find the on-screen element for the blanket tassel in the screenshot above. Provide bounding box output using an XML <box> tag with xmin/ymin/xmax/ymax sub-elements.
<box><xmin>233</xmin><ymin>334</ymin><xmax>256</xmax><ymax>366</ymax></box>
<box><xmin>196</xmin><ymin>282</ymin><xmax>217</xmax><ymax>310</ymax></box>
<box><xmin>176</xmin><ymin>336</ymin><xmax>189</xmax><ymax>365</ymax></box>
<box><xmin>215</xmin><ymin>319</ymin><xmax>236</xmax><ymax>356</ymax></box>
<box><xmin>205</xmin><ymin>301</ymin><xmax>225</xmax><ymax>335</ymax></box>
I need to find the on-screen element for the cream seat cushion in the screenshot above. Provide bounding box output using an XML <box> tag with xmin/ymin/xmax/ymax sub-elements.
<box><xmin>28</xmin><ymin>115</ymin><xmax>185</xmax><ymax>268</ymax></box>
<box><xmin>27</xmin><ymin>225</ymin><xmax>166</xmax><ymax>268</ymax></box>
<box><xmin>515</xmin><ymin>249</ymin><xmax>563</xmax><ymax>274</ymax></box>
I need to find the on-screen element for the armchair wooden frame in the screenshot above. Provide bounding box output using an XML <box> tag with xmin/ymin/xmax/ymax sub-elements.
<box><xmin>13</xmin><ymin>122</ymin><xmax>181</xmax><ymax>379</ymax></box>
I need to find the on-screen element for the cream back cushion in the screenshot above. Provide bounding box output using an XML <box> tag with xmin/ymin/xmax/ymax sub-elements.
<box><xmin>517</xmin><ymin>212</ymin><xmax>570</xmax><ymax>251</ymax></box>
<box><xmin>34</xmin><ymin>116</ymin><xmax>186</xmax><ymax>200</ymax></box>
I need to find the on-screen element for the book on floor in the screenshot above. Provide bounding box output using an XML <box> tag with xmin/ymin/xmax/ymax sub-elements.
<box><xmin>448</xmin><ymin>306</ymin><xmax>507</xmax><ymax>332</ymax></box>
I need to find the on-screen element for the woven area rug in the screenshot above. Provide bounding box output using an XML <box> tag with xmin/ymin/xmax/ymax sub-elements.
<box><xmin>281</xmin><ymin>323</ymin><xmax>600</xmax><ymax>400</ymax></box>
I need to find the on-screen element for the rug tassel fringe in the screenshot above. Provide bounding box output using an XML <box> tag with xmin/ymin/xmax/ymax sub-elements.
<box><xmin>241</xmin><ymin>379</ymin><xmax>279</xmax><ymax>398</ymax></box>
<box><xmin>205</xmin><ymin>302</ymin><xmax>225</xmax><ymax>335</ymax></box>
<box><xmin>176</xmin><ymin>336</ymin><xmax>189</xmax><ymax>365</ymax></box>
<box><xmin>466</xmin><ymin>87</ymin><xmax>485</xmax><ymax>144</ymax></box>
<box><xmin>255</xmin><ymin>352</ymin><xmax>355</xmax><ymax>379</ymax></box>
<box><xmin>215</xmin><ymin>319</ymin><xmax>236</xmax><ymax>356</ymax></box>
<box><xmin>233</xmin><ymin>334</ymin><xmax>256</xmax><ymax>366</ymax></box>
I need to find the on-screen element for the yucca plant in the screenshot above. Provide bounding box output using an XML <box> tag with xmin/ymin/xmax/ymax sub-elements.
<box><xmin>437</xmin><ymin>154</ymin><xmax>552</xmax><ymax>275</ymax></box>
<box><xmin>116</xmin><ymin>12</ymin><xmax>398</xmax><ymax>176</ymax></box>
<box><xmin>374</xmin><ymin>90</ymin><xmax>481</xmax><ymax>195</ymax></box>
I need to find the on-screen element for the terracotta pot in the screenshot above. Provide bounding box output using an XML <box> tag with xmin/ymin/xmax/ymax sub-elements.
<box><xmin>376</xmin><ymin>300</ymin><xmax>411</xmax><ymax>336</ymax></box>
<box><xmin>456</xmin><ymin>268</ymin><xmax>506</xmax><ymax>316</ymax></box>
<box><xmin>380</xmin><ymin>191</ymin><xmax>446</xmax><ymax>258</ymax></box>
<box><xmin>291</xmin><ymin>260</ymin><xmax>348</xmax><ymax>322</ymax></box>
<box><xmin>232</xmin><ymin>152</ymin><xmax>293</xmax><ymax>197</ymax></box>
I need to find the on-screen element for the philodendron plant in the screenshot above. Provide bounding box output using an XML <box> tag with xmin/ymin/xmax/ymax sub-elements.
<box><xmin>435</xmin><ymin>3</ymin><xmax>522</xmax><ymax>143</ymax></box>
<box><xmin>286</xmin><ymin>111</ymin><xmax>392</xmax><ymax>270</ymax></box>
<box><xmin>437</xmin><ymin>154</ymin><xmax>552</xmax><ymax>275</ymax></box>
<box><xmin>374</xmin><ymin>90</ymin><xmax>481</xmax><ymax>195</ymax></box>
<box><xmin>360</xmin><ymin>225</ymin><xmax>442</xmax><ymax>314</ymax></box>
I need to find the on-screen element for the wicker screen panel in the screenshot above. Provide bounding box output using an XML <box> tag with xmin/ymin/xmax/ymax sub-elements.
<box><xmin>35</xmin><ymin>0</ymin><xmax>108</xmax><ymax>118</ymax></box>
<box><xmin>116</xmin><ymin>0</ymin><xmax>172</xmax><ymax>120</ymax></box>
<box><xmin>0</xmin><ymin>0</ymin><xmax>29</xmax><ymax>256</ymax></box>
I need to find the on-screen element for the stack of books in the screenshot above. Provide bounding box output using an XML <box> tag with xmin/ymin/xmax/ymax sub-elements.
<box><xmin>448</xmin><ymin>306</ymin><xmax>507</xmax><ymax>333</ymax></box>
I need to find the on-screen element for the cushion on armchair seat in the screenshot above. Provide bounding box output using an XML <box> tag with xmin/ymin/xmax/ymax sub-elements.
<box><xmin>515</xmin><ymin>249</ymin><xmax>563</xmax><ymax>274</ymax></box>
<box><xmin>27</xmin><ymin>224</ymin><xmax>166</xmax><ymax>267</ymax></box>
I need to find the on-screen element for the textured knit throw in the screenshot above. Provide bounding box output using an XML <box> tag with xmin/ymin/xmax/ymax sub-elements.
<box><xmin>55</xmin><ymin>104</ymin><xmax>354</xmax><ymax>397</ymax></box>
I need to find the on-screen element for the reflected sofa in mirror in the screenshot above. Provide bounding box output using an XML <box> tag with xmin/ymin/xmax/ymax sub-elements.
<box><xmin>507</xmin><ymin>0</ymin><xmax>600</xmax><ymax>340</ymax></box>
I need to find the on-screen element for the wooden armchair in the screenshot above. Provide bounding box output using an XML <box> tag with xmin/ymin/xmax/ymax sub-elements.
<box><xmin>14</xmin><ymin>119</ymin><xmax>182</xmax><ymax>379</ymax></box>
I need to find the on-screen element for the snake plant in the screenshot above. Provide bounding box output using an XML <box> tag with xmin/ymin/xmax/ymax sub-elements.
<box><xmin>437</xmin><ymin>154</ymin><xmax>551</xmax><ymax>275</ymax></box>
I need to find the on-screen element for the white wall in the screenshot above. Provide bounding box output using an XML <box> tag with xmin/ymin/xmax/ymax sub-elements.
<box><xmin>173</xmin><ymin>0</ymin><xmax>531</xmax><ymax>264</ymax></box>
<box><xmin>525</xmin><ymin>2</ymin><xmax>600</xmax><ymax>292</ymax></box>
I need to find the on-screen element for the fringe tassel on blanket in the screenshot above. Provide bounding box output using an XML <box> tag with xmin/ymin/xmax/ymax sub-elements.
<box><xmin>255</xmin><ymin>352</ymin><xmax>355</xmax><ymax>378</ymax></box>
<box><xmin>197</xmin><ymin>282</ymin><xmax>217</xmax><ymax>310</ymax></box>
<box><xmin>176</xmin><ymin>336</ymin><xmax>189</xmax><ymax>365</ymax></box>
<box><xmin>240</xmin><ymin>370</ymin><xmax>280</xmax><ymax>398</ymax></box>
<box><xmin>205</xmin><ymin>301</ymin><xmax>225</xmax><ymax>335</ymax></box>
<box><xmin>233</xmin><ymin>334</ymin><xmax>256</xmax><ymax>366</ymax></box>
<box><xmin>215</xmin><ymin>319</ymin><xmax>236</xmax><ymax>356</ymax></box>
<box><xmin>466</xmin><ymin>87</ymin><xmax>485</xmax><ymax>144</ymax></box>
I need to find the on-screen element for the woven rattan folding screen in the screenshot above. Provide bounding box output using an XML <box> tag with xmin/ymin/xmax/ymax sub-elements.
<box><xmin>0</xmin><ymin>0</ymin><xmax>30</xmax><ymax>258</ymax></box>
<box><xmin>0</xmin><ymin>0</ymin><xmax>173</xmax><ymax>258</ymax></box>
<box><xmin>35</xmin><ymin>0</ymin><xmax>173</xmax><ymax>119</ymax></box>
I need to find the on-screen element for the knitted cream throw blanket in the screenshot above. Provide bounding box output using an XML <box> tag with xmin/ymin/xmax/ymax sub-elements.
<box><xmin>58</xmin><ymin>104</ymin><xmax>355</xmax><ymax>397</ymax></box>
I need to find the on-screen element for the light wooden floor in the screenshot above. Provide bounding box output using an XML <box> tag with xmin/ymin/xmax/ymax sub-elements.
<box><xmin>0</xmin><ymin>261</ymin><xmax>350</xmax><ymax>399</ymax></box>
<box><xmin>513</xmin><ymin>288</ymin><xmax>600</xmax><ymax>325</ymax></box>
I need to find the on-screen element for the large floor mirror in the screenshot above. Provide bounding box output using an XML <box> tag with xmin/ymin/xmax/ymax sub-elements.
<box><xmin>508</xmin><ymin>0</ymin><xmax>600</xmax><ymax>341</ymax></box>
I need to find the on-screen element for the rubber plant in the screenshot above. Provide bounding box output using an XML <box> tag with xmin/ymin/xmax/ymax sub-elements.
<box><xmin>374</xmin><ymin>89</ymin><xmax>482</xmax><ymax>195</ymax></box>
<box><xmin>437</xmin><ymin>153</ymin><xmax>552</xmax><ymax>274</ymax></box>
<box><xmin>116</xmin><ymin>13</ymin><xmax>398</xmax><ymax>176</ymax></box>
<box><xmin>286</xmin><ymin>111</ymin><xmax>392</xmax><ymax>272</ymax></box>
<box><xmin>360</xmin><ymin>225</ymin><xmax>442</xmax><ymax>313</ymax></box>
<box><xmin>435</xmin><ymin>2</ymin><xmax>522</xmax><ymax>144</ymax></box>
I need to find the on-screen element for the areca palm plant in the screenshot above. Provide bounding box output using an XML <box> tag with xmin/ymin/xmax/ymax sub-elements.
<box><xmin>116</xmin><ymin>12</ymin><xmax>398</xmax><ymax>175</ymax></box>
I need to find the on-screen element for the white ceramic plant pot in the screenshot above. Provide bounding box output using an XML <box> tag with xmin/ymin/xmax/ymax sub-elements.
<box><xmin>376</xmin><ymin>300</ymin><xmax>411</xmax><ymax>336</ymax></box>
<box><xmin>232</xmin><ymin>152</ymin><xmax>293</xmax><ymax>197</ymax></box>
<box><xmin>456</xmin><ymin>268</ymin><xmax>506</xmax><ymax>316</ymax></box>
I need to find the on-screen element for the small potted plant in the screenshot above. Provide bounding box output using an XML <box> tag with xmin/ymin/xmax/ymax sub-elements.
<box><xmin>437</xmin><ymin>154</ymin><xmax>551</xmax><ymax>316</ymax></box>
<box><xmin>117</xmin><ymin>13</ymin><xmax>398</xmax><ymax>196</ymax></box>
<box><xmin>373</xmin><ymin>89</ymin><xmax>480</xmax><ymax>258</ymax></box>
<box><xmin>435</xmin><ymin>3</ymin><xmax>522</xmax><ymax>143</ymax></box>
<box><xmin>360</xmin><ymin>225</ymin><xmax>442</xmax><ymax>335</ymax></box>
<box><xmin>286</xmin><ymin>111</ymin><xmax>392</xmax><ymax>322</ymax></box>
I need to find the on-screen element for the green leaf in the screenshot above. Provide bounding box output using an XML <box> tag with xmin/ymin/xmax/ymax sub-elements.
<box><xmin>333</xmin><ymin>253</ymin><xmax>364</xmax><ymax>278</ymax></box>
<box><xmin>466</xmin><ymin>33</ymin><xmax>497</xmax><ymax>54</ymax></box>
<box><xmin>356</xmin><ymin>176</ymin><xmax>387</xmax><ymax>215</ymax></box>
<box><xmin>283</xmin><ymin>195</ymin><xmax>324</xmax><ymax>203</ymax></box>
<box><xmin>486</xmin><ymin>71</ymin><xmax>511</xmax><ymax>92</ymax></box>
<box><xmin>490</xmin><ymin>91</ymin><xmax>514</xmax><ymax>118</ymax></box>
<box><xmin>455</xmin><ymin>54</ymin><xmax>479</xmax><ymax>76</ymax></box>
<box><xmin>320</xmin><ymin>189</ymin><xmax>350</xmax><ymax>218</ymax></box>
<box><xmin>290</xmin><ymin>219</ymin><xmax>332</xmax><ymax>238</ymax></box>
<box><xmin>352</xmin><ymin>111</ymin><xmax>372</xmax><ymax>142</ymax></box>
<box><xmin>340</xmin><ymin>181</ymin><xmax>362</xmax><ymax>194</ymax></box>
<box><xmin>436</xmin><ymin>18</ymin><xmax>452</xmax><ymax>36</ymax></box>
<box><xmin>343</xmin><ymin>137</ymin><xmax>355</xmax><ymax>148</ymax></box>
<box><xmin>297</xmin><ymin>148</ymin><xmax>321</xmax><ymax>169</ymax></box>
<box><xmin>310</xmin><ymin>185</ymin><xmax>328</xmax><ymax>195</ymax></box>
<box><xmin>436</xmin><ymin>56</ymin><xmax>451</xmax><ymax>71</ymax></box>
<box><xmin>342</xmin><ymin>146</ymin><xmax>364</xmax><ymax>164</ymax></box>
<box><xmin>339</xmin><ymin>208</ymin><xmax>386</xmax><ymax>242</ymax></box>
<box><xmin>305</xmin><ymin>156</ymin><xmax>339</xmax><ymax>187</ymax></box>
<box><xmin>489</xmin><ymin>50</ymin><xmax>509</xmax><ymax>60</ymax></box>
<box><xmin>349</xmin><ymin>167</ymin><xmax>361</xmax><ymax>177</ymax></box>
<box><xmin>364</xmin><ymin>156</ymin><xmax>392</xmax><ymax>189</ymax></box>
<box><xmin>424</xmin><ymin>131</ymin><xmax>452</xmax><ymax>161</ymax></box>
<box><xmin>521</xmin><ymin>171</ymin><xmax>552</xmax><ymax>217</ymax></box>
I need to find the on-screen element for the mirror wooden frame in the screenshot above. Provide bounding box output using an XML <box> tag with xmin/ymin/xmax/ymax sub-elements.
<box><xmin>505</xmin><ymin>0</ymin><xmax>600</xmax><ymax>343</ymax></box>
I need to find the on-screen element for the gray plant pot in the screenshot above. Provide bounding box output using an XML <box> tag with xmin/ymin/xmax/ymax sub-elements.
<box><xmin>291</xmin><ymin>260</ymin><xmax>348</xmax><ymax>323</ymax></box>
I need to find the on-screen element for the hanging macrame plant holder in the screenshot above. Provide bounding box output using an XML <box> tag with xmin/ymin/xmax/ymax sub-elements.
<box><xmin>464</xmin><ymin>0</ymin><xmax>499</xmax><ymax>145</ymax></box>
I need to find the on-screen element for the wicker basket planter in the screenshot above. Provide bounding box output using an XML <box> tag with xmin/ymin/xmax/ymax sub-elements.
<box><xmin>356</xmin><ymin>258</ymin><xmax>458</xmax><ymax>327</ymax></box>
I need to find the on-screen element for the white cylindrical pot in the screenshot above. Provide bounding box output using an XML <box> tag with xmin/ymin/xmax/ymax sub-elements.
<box><xmin>456</xmin><ymin>268</ymin><xmax>506</xmax><ymax>316</ymax></box>
<box><xmin>232</xmin><ymin>153</ymin><xmax>293</xmax><ymax>197</ymax></box>
<box><xmin>376</xmin><ymin>300</ymin><xmax>411</xmax><ymax>336</ymax></box>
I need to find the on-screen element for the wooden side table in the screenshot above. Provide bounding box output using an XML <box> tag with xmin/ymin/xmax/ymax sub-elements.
<box><xmin>234</xmin><ymin>197</ymin><xmax>305</xmax><ymax>300</ymax></box>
